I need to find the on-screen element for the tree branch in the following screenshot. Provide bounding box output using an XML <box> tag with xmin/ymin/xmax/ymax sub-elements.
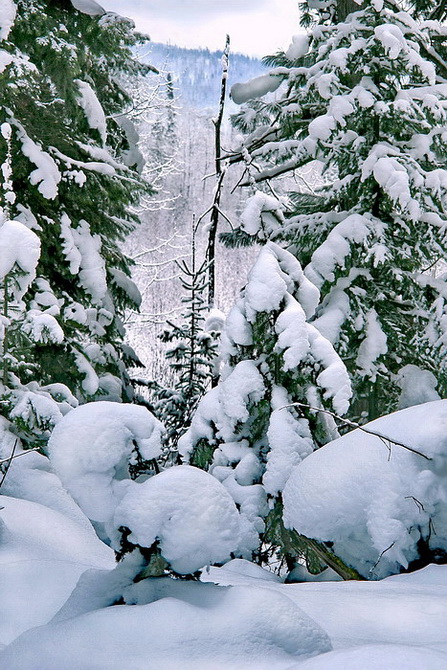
<box><xmin>286</xmin><ymin>402</ymin><xmax>432</xmax><ymax>461</ymax></box>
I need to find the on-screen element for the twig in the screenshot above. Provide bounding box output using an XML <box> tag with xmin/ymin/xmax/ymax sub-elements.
<box><xmin>284</xmin><ymin>402</ymin><xmax>431</xmax><ymax>461</ymax></box>
<box><xmin>369</xmin><ymin>542</ymin><xmax>395</xmax><ymax>578</ymax></box>
<box><xmin>0</xmin><ymin>439</ymin><xmax>18</xmax><ymax>488</ymax></box>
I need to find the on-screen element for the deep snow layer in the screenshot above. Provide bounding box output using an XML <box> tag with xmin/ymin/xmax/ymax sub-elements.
<box><xmin>1</xmin><ymin>498</ymin><xmax>446</xmax><ymax>670</ymax></box>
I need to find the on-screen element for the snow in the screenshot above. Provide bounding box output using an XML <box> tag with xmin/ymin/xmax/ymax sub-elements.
<box><xmin>71</xmin><ymin>219</ymin><xmax>108</xmax><ymax>303</ymax></box>
<box><xmin>15</xmin><ymin>123</ymin><xmax>61</xmax><ymax>200</ymax></box>
<box><xmin>305</xmin><ymin>213</ymin><xmax>373</xmax><ymax>288</ymax></box>
<box><xmin>113</xmin><ymin>465</ymin><xmax>242</xmax><ymax>574</ymax></box>
<box><xmin>70</xmin><ymin>0</ymin><xmax>105</xmax><ymax>16</ymax></box>
<box><xmin>263</xmin><ymin>386</ymin><xmax>314</xmax><ymax>496</ymax></box>
<box><xmin>75</xmin><ymin>79</ymin><xmax>107</xmax><ymax>144</ymax></box>
<box><xmin>23</xmin><ymin>309</ymin><xmax>64</xmax><ymax>344</ymax></box>
<box><xmin>240</xmin><ymin>191</ymin><xmax>284</xmax><ymax>239</ymax></box>
<box><xmin>0</xmin><ymin>495</ymin><xmax>113</xmax><ymax>646</ymax></box>
<box><xmin>356</xmin><ymin>308</ymin><xmax>388</xmax><ymax>380</ymax></box>
<box><xmin>286</xmin><ymin>34</ymin><xmax>309</xmax><ymax>60</ymax></box>
<box><xmin>109</xmin><ymin>267</ymin><xmax>142</xmax><ymax>308</ymax></box>
<box><xmin>0</xmin><ymin>218</ymin><xmax>40</xmax><ymax>299</ymax></box>
<box><xmin>202</xmin><ymin>563</ymin><xmax>447</xmax><ymax>660</ymax></box>
<box><xmin>0</xmin><ymin>0</ymin><xmax>16</xmax><ymax>41</ymax></box>
<box><xmin>283</xmin><ymin>400</ymin><xmax>447</xmax><ymax>579</ymax></box>
<box><xmin>73</xmin><ymin>349</ymin><xmax>100</xmax><ymax>395</ymax></box>
<box><xmin>179</xmin><ymin>360</ymin><xmax>266</xmax><ymax>458</ymax></box>
<box><xmin>47</xmin><ymin>401</ymin><xmax>165</xmax><ymax>536</ymax></box>
<box><xmin>0</xmin><ymin>583</ymin><xmax>330</xmax><ymax>669</ymax></box>
<box><xmin>60</xmin><ymin>213</ymin><xmax>82</xmax><ymax>273</ymax></box>
<box><xmin>231</xmin><ymin>74</ymin><xmax>282</xmax><ymax>105</ymax></box>
<box><xmin>244</xmin><ymin>242</ymin><xmax>320</xmax><ymax>320</ymax></box>
<box><xmin>396</xmin><ymin>364</ymin><xmax>440</xmax><ymax>409</ymax></box>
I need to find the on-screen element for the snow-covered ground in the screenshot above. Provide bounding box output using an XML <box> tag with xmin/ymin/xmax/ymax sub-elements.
<box><xmin>1</xmin><ymin>401</ymin><xmax>447</xmax><ymax>668</ymax></box>
<box><xmin>1</xmin><ymin>496</ymin><xmax>446</xmax><ymax>668</ymax></box>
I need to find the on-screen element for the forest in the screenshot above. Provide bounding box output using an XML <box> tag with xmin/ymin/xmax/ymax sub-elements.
<box><xmin>0</xmin><ymin>0</ymin><xmax>447</xmax><ymax>668</ymax></box>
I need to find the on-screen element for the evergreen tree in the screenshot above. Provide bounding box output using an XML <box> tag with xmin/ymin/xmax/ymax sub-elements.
<box><xmin>0</xmin><ymin>0</ymin><xmax>152</xmax><ymax>446</ymax></box>
<box><xmin>179</xmin><ymin>240</ymin><xmax>351</xmax><ymax>565</ymax></box>
<box><xmin>150</xmin><ymin>228</ymin><xmax>219</xmax><ymax>463</ymax></box>
<box><xmin>230</xmin><ymin>0</ymin><xmax>447</xmax><ymax>422</ymax></box>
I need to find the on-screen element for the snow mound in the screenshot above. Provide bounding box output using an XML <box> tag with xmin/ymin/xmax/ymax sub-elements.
<box><xmin>0</xmin><ymin>495</ymin><xmax>113</xmax><ymax>646</ymax></box>
<box><xmin>283</xmin><ymin>400</ymin><xmax>447</xmax><ymax>578</ymax></box>
<box><xmin>0</xmin><ymin>585</ymin><xmax>331</xmax><ymax>669</ymax></box>
<box><xmin>113</xmin><ymin>465</ymin><xmax>241</xmax><ymax>574</ymax></box>
<box><xmin>47</xmin><ymin>401</ymin><xmax>165</xmax><ymax>536</ymax></box>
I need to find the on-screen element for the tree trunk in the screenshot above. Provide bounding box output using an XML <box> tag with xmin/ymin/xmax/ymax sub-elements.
<box><xmin>337</xmin><ymin>0</ymin><xmax>364</xmax><ymax>21</ymax></box>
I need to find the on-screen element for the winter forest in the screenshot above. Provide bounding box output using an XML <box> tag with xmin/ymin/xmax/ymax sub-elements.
<box><xmin>1</xmin><ymin>0</ymin><xmax>447</xmax><ymax>667</ymax></box>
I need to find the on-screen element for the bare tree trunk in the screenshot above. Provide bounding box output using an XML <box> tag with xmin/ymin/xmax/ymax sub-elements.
<box><xmin>206</xmin><ymin>35</ymin><xmax>230</xmax><ymax>310</ymax></box>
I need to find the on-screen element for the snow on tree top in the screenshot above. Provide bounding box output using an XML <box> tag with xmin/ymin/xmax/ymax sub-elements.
<box><xmin>70</xmin><ymin>0</ymin><xmax>105</xmax><ymax>16</ymax></box>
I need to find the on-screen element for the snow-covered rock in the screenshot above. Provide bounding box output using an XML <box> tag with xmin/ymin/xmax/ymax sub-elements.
<box><xmin>283</xmin><ymin>400</ymin><xmax>447</xmax><ymax>578</ymax></box>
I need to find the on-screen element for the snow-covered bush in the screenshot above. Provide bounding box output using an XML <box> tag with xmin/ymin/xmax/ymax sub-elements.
<box><xmin>47</xmin><ymin>401</ymin><xmax>165</xmax><ymax>542</ymax></box>
<box><xmin>283</xmin><ymin>400</ymin><xmax>447</xmax><ymax>579</ymax></box>
<box><xmin>113</xmin><ymin>465</ymin><xmax>242</xmax><ymax>575</ymax></box>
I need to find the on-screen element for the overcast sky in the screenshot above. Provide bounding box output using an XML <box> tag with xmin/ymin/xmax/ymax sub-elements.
<box><xmin>102</xmin><ymin>0</ymin><xmax>301</xmax><ymax>57</ymax></box>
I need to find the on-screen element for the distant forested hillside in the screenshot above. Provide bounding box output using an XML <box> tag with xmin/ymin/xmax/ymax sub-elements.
<box><xmin>139</xmin><ymin>42</ymin><xmax>266</xmax><ymax>110</ymax></box>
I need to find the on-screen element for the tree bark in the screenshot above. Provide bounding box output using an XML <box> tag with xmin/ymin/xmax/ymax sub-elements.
<box><xmin>337</xmin><ymin>0</ymin><xmax>365</xmax><ymax>21</ymax></box>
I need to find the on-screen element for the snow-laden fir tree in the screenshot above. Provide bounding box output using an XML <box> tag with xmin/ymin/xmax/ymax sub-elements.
<box><xmin>230</xmin><ymin>0</ymin><xmax>447</xmax><ymax>421</ymax></box>
<box><xmin>179</xmin><ymin>239</ymin><xmax>351</xmax><ymax>565</ymax></box>
<box><xmin>149</xmin><ymin>229</ymin><xmax>219</xmax><ymax>463</ymax></box>
<box><xmin>0</xmin><ymin>0</ymin><xmax>152</xmax><ymax>445</ymax></box>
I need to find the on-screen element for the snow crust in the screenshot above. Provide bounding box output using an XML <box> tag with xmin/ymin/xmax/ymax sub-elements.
<box><xmin>283</xmin><ymin>400</ymin><xmax>447</xmax><ymax>578</ymax></box>
<box><xmin>48</xmin><ymin>401</ymin><xmax>165</xmax><ymax>534</ymax></box>
<box><xmin>113</xmin><ymin>465</ymin><xmax>241</xmax><ymax>574</ymax></box>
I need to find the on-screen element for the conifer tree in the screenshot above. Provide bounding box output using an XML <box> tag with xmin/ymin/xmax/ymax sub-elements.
<box><xmin>150</xmin><ymin>228</ymin><xmax>219</xmax><ymax>463</ymax></box>
<box><xmin>179</xmin><ymin>240</ymin><xmax>351</xmax><ymax>563</ymax></box>
<box><xmin>229</xmin><ymin>0</ymin><xmax>447</xmax><ymax>421</ymax></box>
<box><xmin>0</xmin><ymin>0</ymin><xmax>152</xmax><ymax>445</ymax></box>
